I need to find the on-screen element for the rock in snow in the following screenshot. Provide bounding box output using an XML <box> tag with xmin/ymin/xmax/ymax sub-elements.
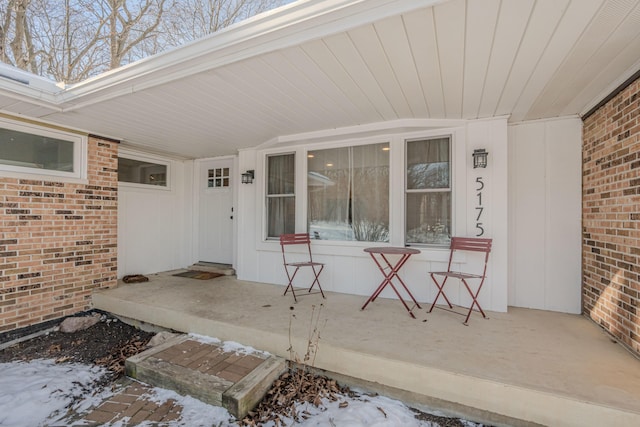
<box><xmin>147</xmin><ymin>331</ymin><xmax>180</xmax><ymax>347</ymax></box>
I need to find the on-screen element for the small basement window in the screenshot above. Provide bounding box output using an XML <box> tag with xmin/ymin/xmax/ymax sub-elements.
<box><xmin>0</xmin><ymin>117</ymin><xmax>86</xmax><ymax>180</ymax></box>
<box><xmin>118</xmin><ymin>156</ymin><xmax>168</xmax><ymax>187</ymax></box>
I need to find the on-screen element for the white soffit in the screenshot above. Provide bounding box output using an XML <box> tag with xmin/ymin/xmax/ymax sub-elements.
<box><xmin>0</xmin><ymin>0</ymin><xmax>638</xmax><ymax>158</ymax></box>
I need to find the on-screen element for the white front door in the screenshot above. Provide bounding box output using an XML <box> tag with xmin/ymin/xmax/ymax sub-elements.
<box><xmin>198</xmin><ymin>159</ymin><xmax>234</xmax><ymax>264</ymax></box>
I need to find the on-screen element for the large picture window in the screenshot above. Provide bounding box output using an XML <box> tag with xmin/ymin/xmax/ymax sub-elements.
<box><xmin>307</xmin><ymin>143</ymin><xmax>389</xmax><ymax>241</ymax></box>
<box><xmin>405</xmin><ymin>137</ymin><xmax>451</xmax><ymax>245</ymax></box>
<box><xmin>267</xmin><ymin>153</ymin><xmax>295</xmax><ymax>238</ymax></box>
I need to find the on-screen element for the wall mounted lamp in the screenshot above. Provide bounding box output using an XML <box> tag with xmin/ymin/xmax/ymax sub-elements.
<box><xmin>472</xmin><ymin>149</ymin><xmax>488</xmax><ymax>169</ymax></box>
<box><xmin>241</xmin><ymin>170</ymin><xmax>255</xmax><ymax>184</ymax></box>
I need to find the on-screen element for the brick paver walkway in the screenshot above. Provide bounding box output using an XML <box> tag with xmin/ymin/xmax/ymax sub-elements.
<box><xmin>76</xmin><ymin>338</ymin><xmax>269</xmax><ymax>425</ymax></box>
<box><xmin>81</xmin><ymin>382</ymin><xmax>181</xmax><ymax>426</ymax></box>
<box><xmin>153</xmin><ymin>339</ymin><xmax>265</xmax><ymax>383</ymax></box>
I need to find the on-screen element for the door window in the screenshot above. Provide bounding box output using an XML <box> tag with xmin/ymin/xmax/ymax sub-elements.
<box><xmin>207</xmin><ymin>167</ymin><xmax>230</xmax><ymax>188</ymax></box>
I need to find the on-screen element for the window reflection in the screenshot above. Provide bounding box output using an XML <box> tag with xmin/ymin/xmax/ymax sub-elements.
<box><xmin>405</xmin><ymin>137</ymin><xmax>451</xmax><ymax>245</ymax></box>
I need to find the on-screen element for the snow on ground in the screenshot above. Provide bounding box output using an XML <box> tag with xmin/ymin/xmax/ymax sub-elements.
<box><xmin>189</xmin><ymin>333</ymin><xmax>270</xmax><ymax>357</ymax></box>
<box><xmin>0</xmin><ymin>358</ymin><xmax>479</xmax><ymax>427</ymax></box>
<box><xmin>140</xmin><ymin>387</ymin><xmax>234</xmax><ymax>427</ymax></box>
<box><xmin>0</xmin><ymin>336</ymin><xmax>484</xmax><ymax>427</ymax></box>
<box><xmin>0</xmin><ymin>359</ymin><xmax>111</xmax><ymax>427</ymax></box>
<box><xmin>268</xmin><ymin>395</ymin><xmax>443</xmax><ymax>427</ymax></box>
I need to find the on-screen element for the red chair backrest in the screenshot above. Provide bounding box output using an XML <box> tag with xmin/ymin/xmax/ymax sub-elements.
<box><xmin>280</xmin><ymin>233</ymin><xmax>311</xmax><ymax>246</ymax></box>
<box><xmin>450</xmin><ymin>237</ymin><xmax>492</xmax><ymax>253</ymax></box>
<box><xmin>447</xmin><ymin>237</ymin><xmax>492</xmax><ymax>273</ymax></box>
<box><xmin>280</xmin><ymin>233</ymin><xmax>315</xmax><ymax>263</ymax></box>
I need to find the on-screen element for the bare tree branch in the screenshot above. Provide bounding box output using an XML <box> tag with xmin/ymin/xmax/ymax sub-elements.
<box><xmin>0</xmin><ymin>0</ymin><xmax>290</xmax><ymax>82</ymax></box>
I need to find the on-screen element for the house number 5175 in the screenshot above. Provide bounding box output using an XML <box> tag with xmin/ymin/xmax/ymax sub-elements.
<box><xmin>475</xmin><ymin>177</ymin><xmax>484</xmax><ymax>237</ymax></box>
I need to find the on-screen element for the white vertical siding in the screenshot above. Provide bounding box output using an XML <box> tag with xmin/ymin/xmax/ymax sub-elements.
<box><xmin>467</xmin><ymin>118</ymin><xmax>509</xmax><ymax>313</ymax></box>
<box><xmin>237</xmin><ymin>117</ymin><xmax>510</xmax><ymax>313</ymax></box>
<box><xmin>118</xmin><ymin>116</ymin><xmax>582</xmax><ymax>315</ymax></box>
<box><xmin>508</xmin><ymin>117</ymin><xmax>582</xmax><ymax>313</ymax></box>
<box><xmin>117</xmin><ymin>153</ymin><xmax>194</xmax><ymax>277</ymax></box>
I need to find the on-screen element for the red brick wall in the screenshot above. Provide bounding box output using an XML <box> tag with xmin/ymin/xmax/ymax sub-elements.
<box><xmin>583</xmin><ymin>77</ymin><xmax>640</xmax><ymax>356</ymax></box>
<box><xmin>0</xmin><ymin>136</ymin><xmax>118</xmax><ymax>333</ymax></box>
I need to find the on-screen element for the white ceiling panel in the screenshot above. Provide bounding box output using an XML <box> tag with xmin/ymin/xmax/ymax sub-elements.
<box><xmin>348</xmin><ymin>24</ymin><xmax>410</xmax><ymax>119</ymax></box>
<box><xmin>547</xmin><ymin>0</ymin><xmax>640</xmax><ymax>117</ymax></box>
<box><xmin>0</xmin><ymin>96</ymin><xmax>22</xmax><ymax>109</ymax></box>
<box><xmin>234</xmin><ymin>62</ymin><xmax>323</xmax><ymax>128</ymax></box>
<box><xmin>495</xmin><ymin>0</ymin><xmax>571</xmax><ymax>117</ymax></box>
<box><xmin>512</xmin><ymin>0</ymin><xmax>605</xmax><ymax>121</ymax></box>
<box><xmin>477</xmin><ymin>0</ymin><xmax>535</xmax><ymax>118</ymax></box>
<box><xmin>189</xmin><ymin>72</ymin><xmax>285</xmax><ymax>136</ymax></box>
<box><xmin>302</xmin><ymin>38</ymin><xmax>384</xmax><ymax>122</ymax></box>
<box><xmin>302</xmin><ymin>40</ymin><xmax>383</xmax><ymax>121</ymax></box>
<box><xmin>433</xmin><ymin>0</ymin><xmax>466</xmax><ymax>118</ymax></box>
<box><xmin>323</xmin><ymin>32</ymin><xmax>398</xmax><ymax>120</ymax></box>
<box><xmin>280</xmin><ymin>46</ymin><xmax>368</xmax><ymax>124</ymax></box>
<box><xmin>373</xmin><ymin>15</ymin><xmax>428</xmax><ymax>117</ymax></box>
<box><xmin>260</xmin><ymin>51</ymin><xmax>345</xmax><ymax>124</ymax></box>
<box><xmin>1</xmin><ymin>0</ymin><xmax>639</xmax><ymax>158</ymax></box>
<box><xmin>403</xmin><ymin>7</ymin><xmax>443</xmax><ymax>117</ymax></box>
<box><xmin>0</xmin><ymin>101</ymin><xmax>57</xmax><ymax>116</ymax></box>
<box><xmin>462</xmin><ymin>0</ymin><xmax>500</xmax><ymax>119</ymax></box>
<box><xmin>562</xmin><ymin>32</ymin><xmax>640</xmax><ymax>117</ymax></box>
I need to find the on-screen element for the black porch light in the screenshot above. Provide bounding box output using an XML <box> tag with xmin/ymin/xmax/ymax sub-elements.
<box><xmin>241</xmin><ymin>170</ymin><xmax>255</xmax><ymax>184</ymax></box>
<box><xmin>472</xmin><ymin>149</ymin><xmax>488</xmax><ymax>169</ymax></box>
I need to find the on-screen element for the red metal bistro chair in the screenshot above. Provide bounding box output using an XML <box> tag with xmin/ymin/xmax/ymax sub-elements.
<box><xmin>280</xmin><ymin>233</ymin><xmax>325</xmax><ymax>302</ymax></box>
<box><xmin>428</xmin><ymin>237</ymin><xmax>492</xmax><ymax>325</ymax></box>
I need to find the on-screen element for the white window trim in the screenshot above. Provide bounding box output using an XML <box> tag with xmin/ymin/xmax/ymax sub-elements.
<box><xmin>118</xmin><ymin>149</ymin><xmax>172</xmax><ymax>191</ymax></box>
<box><xmin>263</xmin><ymin>151</ymin><xmax>296</xmax><ymax>240</ymax></box>
<box><xmin>0</xmin><ymin>116</ymin><xmax>87</xmax><ymax>182</ymax></box>
<box><xmin>404</xmin><ymin>134</ymin><xmax>454</xmax><ymax>248</ymax></box>
<box><xmin>256</xmin><ymin>125</ymin><xmax>467</xmax><ymax>258</ymax></box>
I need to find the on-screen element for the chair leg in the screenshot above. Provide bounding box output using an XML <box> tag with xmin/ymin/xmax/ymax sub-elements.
<box><xmin>428</xmin><ymin>274</ymin><xmax>454</xmax><ymax>313</ymax></box>
<box><xmin>461</xmin><ymin>278</ymin><xmax>488</xmax><ymax>325</ymax></box>
<box><xmin>309</xmin><ymin>265</ymin><xmax>325</xmax><ymax>298</ymax></box>
<box><xmin>283</xmin><ymin>266</ymin><xmax>300</xmax><ymax>302</ymax></box>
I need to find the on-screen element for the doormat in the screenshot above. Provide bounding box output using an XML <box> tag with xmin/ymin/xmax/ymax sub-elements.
<box><xmin>172</xmin><ymin>270</ymin><xmax>223</xmax><ymax>280</ymax></box>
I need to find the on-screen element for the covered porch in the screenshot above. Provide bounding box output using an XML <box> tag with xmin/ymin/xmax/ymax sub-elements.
<box><xmin>92</xmin><ymin>272</ymin><xmax>640</xmax><ymax>427</ymax></box>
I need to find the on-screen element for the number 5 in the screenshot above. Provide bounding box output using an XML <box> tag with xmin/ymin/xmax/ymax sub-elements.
<box><xmin>476</xmin><ymin>223</ymin><xmax>484</xmax><ymax>237</ymax></box>
<box><xmin>476</xmin><ymin>176</ymin><xmax>484</xmax><ymax>191</ymax></box>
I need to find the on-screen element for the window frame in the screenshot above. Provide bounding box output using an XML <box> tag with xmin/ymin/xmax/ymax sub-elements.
<box><xmin>117</xmin><ymin>150</ymin><xmax>171</xmax><ymax>191</ymax></box>
<box><xmin>264</xmin><ymin>152</ymin><xmax>296</xmax><ymax>240</ymax></box>
<box><xmin>0</xmin><ymin>116</ymin><xmax>87</xmax><ymax>181</ymax></box>
<box><xmin>306</xmin><ymin>142</ymin><xmax>390</xmax><ymax>243</ymax></box>
<box><xmin>404</xmin><ymin>135</ymin><xmax>453</xmax><ymax>247</ymax></box>
<box><xmin>258</xmin><ymin>127</ymin><xmax>463</xmax><ymax>250</ymax></box>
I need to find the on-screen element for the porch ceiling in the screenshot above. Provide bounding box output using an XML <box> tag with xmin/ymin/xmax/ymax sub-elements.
<box><xmin>0</xmin><ymin>0</ymin><xmax>639</xmax><ymax>158</ymax></box>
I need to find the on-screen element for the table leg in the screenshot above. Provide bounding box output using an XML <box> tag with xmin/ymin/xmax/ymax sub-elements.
<box><xmin>361</xmin><ymin>253</ymin><xmax>421</xmax><ymax>318</ymax></box>
<box><xmin>382</xmin><ymin>253</ymin><xmax>421</xmax><ymax>309</ymax></box>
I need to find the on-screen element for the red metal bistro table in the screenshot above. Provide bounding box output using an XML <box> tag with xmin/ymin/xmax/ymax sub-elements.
<box><xmin>361</xmin><ymin>247</ymin><xmax>421</xmax><ymax>318</ymax></box>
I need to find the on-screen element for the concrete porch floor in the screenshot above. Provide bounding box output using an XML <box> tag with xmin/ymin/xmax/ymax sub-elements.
<box><xmin>92</xmin><ymin>271</ymin><xmax>640</xmax><ymax>427</ymax></box>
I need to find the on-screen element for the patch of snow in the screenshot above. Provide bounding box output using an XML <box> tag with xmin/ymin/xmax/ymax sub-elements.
<box><xmin>0</xmin><ymin>359</ymin><xmax>110</xmax><ymax>427</ymax></box>
<box><xmin>141</xmin><ymin>386</ymin><xmax>234</xmax><ymax>426</ymax></box>
<box><xmin>0</xmin><ymin>359</ymin><xmax>483</xmax><ymax>427</ymax></box>
<box><xmin>188</xmin><ymin>333</ymin><xmax>269</xmax><ymax>357</ymax></box>
<box><xmin>187</xmin><ymin>333</ymin><xmax>221</xmax><ymax>345</ymax></box>
<box><xmin>264</xmin><ymin>394</ymin><xmax>462</xmax><ymax>427</ymax></box>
